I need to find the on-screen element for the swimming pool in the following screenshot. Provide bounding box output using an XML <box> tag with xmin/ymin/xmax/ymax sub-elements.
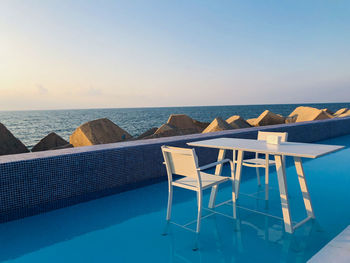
<box><xmin>1</xmin><ymin>135</ymin><xmax>350</xmax><ymax>262</ymax></box>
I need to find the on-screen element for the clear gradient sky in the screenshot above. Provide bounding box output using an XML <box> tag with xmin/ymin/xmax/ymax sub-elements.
<box><xmin>1</xmin><ymin>0</ymin><xmax>349</xmax><ymax>110</ymax></box>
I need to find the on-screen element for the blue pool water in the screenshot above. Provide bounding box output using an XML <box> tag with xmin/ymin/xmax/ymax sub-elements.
<box><xmin>1</xmin><ymin>135</ymin><xmax>350</xmax><ymax>262</ymax></box>
<box><xmin>1</xmin><ymin>102</ymin><xmax>350</xmax><ymax>149</ymax></box>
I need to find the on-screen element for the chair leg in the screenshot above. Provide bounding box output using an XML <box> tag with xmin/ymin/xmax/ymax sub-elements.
<box><xmin>166</xmin><ymin>185</ymin><xmax>173</xmax><ymax>221</ymax></box>
<box><xmin>265</xmin><ymin>164</ymin><xmax>269</xmax><ymax>200</ymax></box>
<box><xmin>256</xmin><ymin>167</ymin><xmax>261</xmax><ymax>186</ymax></box>
<box><xmin>196</xmin><ymin>190</ymin><xmax>203</xmax><ymax>233</ymax></box>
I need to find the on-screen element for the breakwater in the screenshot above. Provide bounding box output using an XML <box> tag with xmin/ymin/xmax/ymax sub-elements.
<box><xmin>1</xmin><ymin>102</ymin><xmax>350</xmax><ymax>149</ymax></box>
<box><xmin>1</xmin><ymin>105</ymin><xmax>350</xmax><ymax>156</ymax></box>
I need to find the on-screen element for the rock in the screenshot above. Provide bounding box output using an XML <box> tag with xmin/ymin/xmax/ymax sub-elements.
<box><xmin>69</xmin><ymin>118</ymin><xmax>132</xmax><ymax>147</ymax></box>
<box><xmin>137</xmin><ymin>127</ymin><xmax>158</xmax><ymax>139</ymax></box>
<box><xmin>289</xmin><ymin>106</ymin><xmax>332</xmax><ymax>122</ymax></box>
<box><xmin>334</xmin><ymin>108</ymin><xmax>349</xmax><ymax>116</ymax></box>
<box><xmin>322</xmin><ymin>108</ymin><xmax>334</xmax><ymax>115</ymax></box>
<box><xmin>226</xmin><ymin>115</ymin><xmax>251</xmax><ymax>129</ymax></box>
<box><xmin>202</xmin><ymin>117</ymin><xmax>232</xmax><ymax>133</ymax></box>
<box><xmin>254</xmin><ymin>110</ymin><xmax>285</xmax><ymax>126</ymax></box>
<box><xmin>0</xmin><ymin>123</ymin><xmax>29</xmax><ymax>155</ymax></box>
<box><xmin>32</xmin><ymin>132</ymin><xmax>71</xmax><ymax>152</ymax></box>
<box><xmin>247</xmin><ymin>118</ymin><xmax>257</xmax><ymax>126</ymax></box>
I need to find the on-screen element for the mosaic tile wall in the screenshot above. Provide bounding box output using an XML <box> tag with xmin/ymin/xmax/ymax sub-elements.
<box><xmin>0</xmin><ymin>117</ymin><xmax>349</xmax><ymax>222</ymax></box>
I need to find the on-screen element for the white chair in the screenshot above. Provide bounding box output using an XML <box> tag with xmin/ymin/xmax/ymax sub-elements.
<box><xmin>242</xmin><ymin>131</ymin><xmax>288</xmax><ymax>200</ymax></box>
<box><xmin>162</xmin><ymin>145</ymin><xmax>232</xmax><ymax>233</ymax></box>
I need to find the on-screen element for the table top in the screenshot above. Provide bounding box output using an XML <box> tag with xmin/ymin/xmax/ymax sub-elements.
<box><xmin>187</xmin><ymin>138</ymin><xmax>344</xmax><ymax>159</ymax></box>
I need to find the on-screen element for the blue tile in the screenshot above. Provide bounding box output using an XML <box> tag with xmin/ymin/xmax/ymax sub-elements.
<box><xmin>0</xmin><ymin>117</ymin><xmax>349</xmax><ymax>222</ymax></box>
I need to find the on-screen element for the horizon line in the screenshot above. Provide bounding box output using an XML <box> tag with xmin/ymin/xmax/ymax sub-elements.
<box><xmin>1</xmin><ymin>101</ymin><xmax>350</xmax><ymax>113</ymax></box>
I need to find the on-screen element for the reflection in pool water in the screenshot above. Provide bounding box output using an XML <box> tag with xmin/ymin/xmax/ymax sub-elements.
<box><xmin>0</xmin><ymin>135</ymin><xmax>349</xmax><ymax>262</ymax></box>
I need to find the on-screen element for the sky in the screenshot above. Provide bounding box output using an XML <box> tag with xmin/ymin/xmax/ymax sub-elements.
<box><xmin>0</xmin><ymin>0</ymin><xmax>349</xmax><ymax>110</ymax></box>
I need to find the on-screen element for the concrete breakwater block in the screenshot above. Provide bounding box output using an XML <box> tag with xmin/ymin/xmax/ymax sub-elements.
<box><xmin>334</xmin><ymin>108</ymin><xmax>349</xmax><ymax>117</ymax></box>
<box><xmin>69</xmin><ymin>118</ymin><xmax>132</xmax><ymax>147</ymax></box>
<box><xmin>0</xmin><ymin>123</ymin><xmax>29</xmax><ymax>156</ymax></box>
<box><xmin>226</xmin><ymin>115</ymin><xmax>251</xmax><ymax>129</ymax></box>
<box><xmin>289</xmin><ymin>106</ymin><xmax>332</xmax><ymax>123</ymax></box>
<box><xmin>338</xmin><ymin>111</ymin><xmax>350</xmax><ymax>118</ymax></box>
<box><xmin>202</xmin><ymin>117</ymin><xmax>232</xmax><ymax>133</ymax></box>
<box><xmin>31</xmin><ymin>132</ymin><xmax>72</xmax><ymax>152</ymax></box>
<box><xmin>250</xmin><ymin>110</ymin><xmax>285</xmax><ymax>127</ymax></box>
<box><xmin>137</xmin><ymin>127</ymin><xmax>158</xmax><ymax>139</ymax></box>
<box><xmin>167</xmin><ymin>114</ymin><xmax>204</xmax><ymax>133</ymax></box>
<box><xmin>149</xmin><ymin>114</ymin><xmax>209</xmax><ymax>138</ymax></box>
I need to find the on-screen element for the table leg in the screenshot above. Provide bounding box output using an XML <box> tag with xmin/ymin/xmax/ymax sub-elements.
<box><xmin>233</xmin><ymin>150</ymin><xmax>244</xmax><ymax>199</ymax></box>
<box><xmin>275</xmin><ymin>155</ymin><xmax>293</xmax><ymax>233</ymax></box>
<box><xmin>265</xmin><ymin>153</ymin><xmax>269</xmax><ymax>201</ymax></box>
<box><xmin>232</xmin><ymin>150</ymin><xmax>236</xmax><ymax>175</ymax></box>
<box><xmin>208</xmin><ymin>149</ymin><xmax>226</xmax><ymax>208</ymax></box>
<box><xmin>294</xmin><ymin>157</ymin><xmax>315</xmax><ymax>218</ymax></box>
<box><xmin>233</xmin><ymin>150</ymin><xmax>244</xmax><ymax>218</ymax></box>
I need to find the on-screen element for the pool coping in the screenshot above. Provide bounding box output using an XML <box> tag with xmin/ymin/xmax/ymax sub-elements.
<box><xmin>0</xmin><ymin>116</ymin><xmax>349</xmax><ymax>223</ymax></box>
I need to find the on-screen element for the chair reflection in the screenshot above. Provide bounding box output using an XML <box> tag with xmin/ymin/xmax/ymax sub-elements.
<box><xmin>162</xmin><ymin>197</ymin><xmax>319</xmax><ymax>262</ymax></box>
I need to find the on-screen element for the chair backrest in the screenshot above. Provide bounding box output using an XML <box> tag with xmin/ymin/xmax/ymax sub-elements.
<box><xmin>257</xmin><ymin>131</ymin><xmax>288</xmax><ymax>142</ymax></box>
<box><xmin>256</xmin><ymin>131</ymin><xmax>288</xmax><ymax>160</ymax></box>
<box><xmin>161</xmin><ymin>146</ymin><xmax>200</xmax><ymax>182</ymax></box>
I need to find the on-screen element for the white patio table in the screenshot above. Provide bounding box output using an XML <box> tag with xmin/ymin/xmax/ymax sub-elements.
<box><xmin>188</xmin><ymin>137</ymin><xmax>344</xmax><ymax>234</ymax></box>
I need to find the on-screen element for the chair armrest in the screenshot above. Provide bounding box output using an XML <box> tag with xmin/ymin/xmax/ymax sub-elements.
<box><xmin>197</xmin><ymin>159</ymin><xmax>232</xmax><ymax>171</ymax></box>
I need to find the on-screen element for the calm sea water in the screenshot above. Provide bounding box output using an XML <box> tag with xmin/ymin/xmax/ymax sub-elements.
<box><xmin>1</xmin><ymin>102</ymin><xmax>349</xmax><ymax>149</ymax></box>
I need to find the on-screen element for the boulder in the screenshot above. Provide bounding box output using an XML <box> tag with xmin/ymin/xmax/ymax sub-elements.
<box><xmin>137</xmin><ymin>127</ymin><xmax>158</xmax><ymax>139</ymax></box>
<box><xmin>254</xmin><ymin>110</ymin><xmax>285</xmax><ymax>126</ymax></box>
<box><xmin>32</xmin><ymin>132</ymin><xmax>71</xmax><ymax>152</ymax></box>
<box><xmin>289</xmin><ymin>106</ymin><xmax>332</xmax><ymax>122</ymax></box>
<box><xmin>0</xmin><ymin>123</ymin><xmax>29</xmax><ymax>155</ymax></box>
<box><xmin>69</xmin><ymin>118</ymin><xmax>132</xmax><ymax>147</ymax></box>
<box><xmin>226</xmin><ymin>115</ymin><xmax>251</xmax><ymax>129</ymax></box>
<box><xmin>202</xmin><ymin>117</ymin><xmax>232</xmax><ymax>133</ymax></box>
<box><xmin>334</xmin><ymin>108</ymin><xmax>349</xmax><ymax>116</ymax></box>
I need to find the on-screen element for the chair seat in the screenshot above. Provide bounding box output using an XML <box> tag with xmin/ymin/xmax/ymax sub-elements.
<box><xmin>172</xmin><ymin>172</ymin><xmax>230</xmax><ymax>191</ymax></box>
<box><xmin>242</xmin><ymin>158</ymin><xmax>275</xmax><ymax>166</ymax></box>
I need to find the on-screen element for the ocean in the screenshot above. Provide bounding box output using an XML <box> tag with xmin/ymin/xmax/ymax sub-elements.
<box><xmin>1</xmin><ymin>102</ymin><xmax>350</xmax><ymax>149</ymax></box>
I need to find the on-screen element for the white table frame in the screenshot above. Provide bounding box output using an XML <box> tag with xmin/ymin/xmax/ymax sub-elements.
<box><xmin>188</xmin><ymin>138</ymin><xmax>344</xmax><ymax>234</ymax></box>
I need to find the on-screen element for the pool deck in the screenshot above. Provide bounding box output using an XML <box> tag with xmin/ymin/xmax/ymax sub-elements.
<box><xmin>308</xmin><ymin>225</ymin><xmax>350</xmax><ymax>263</ymax></box>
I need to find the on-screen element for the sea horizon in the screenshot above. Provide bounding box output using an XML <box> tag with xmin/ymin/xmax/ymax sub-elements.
<box><xmin>2</xmin><ymin>100</ymin><xmax>350</xmax><ymax>113</ymax></box>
